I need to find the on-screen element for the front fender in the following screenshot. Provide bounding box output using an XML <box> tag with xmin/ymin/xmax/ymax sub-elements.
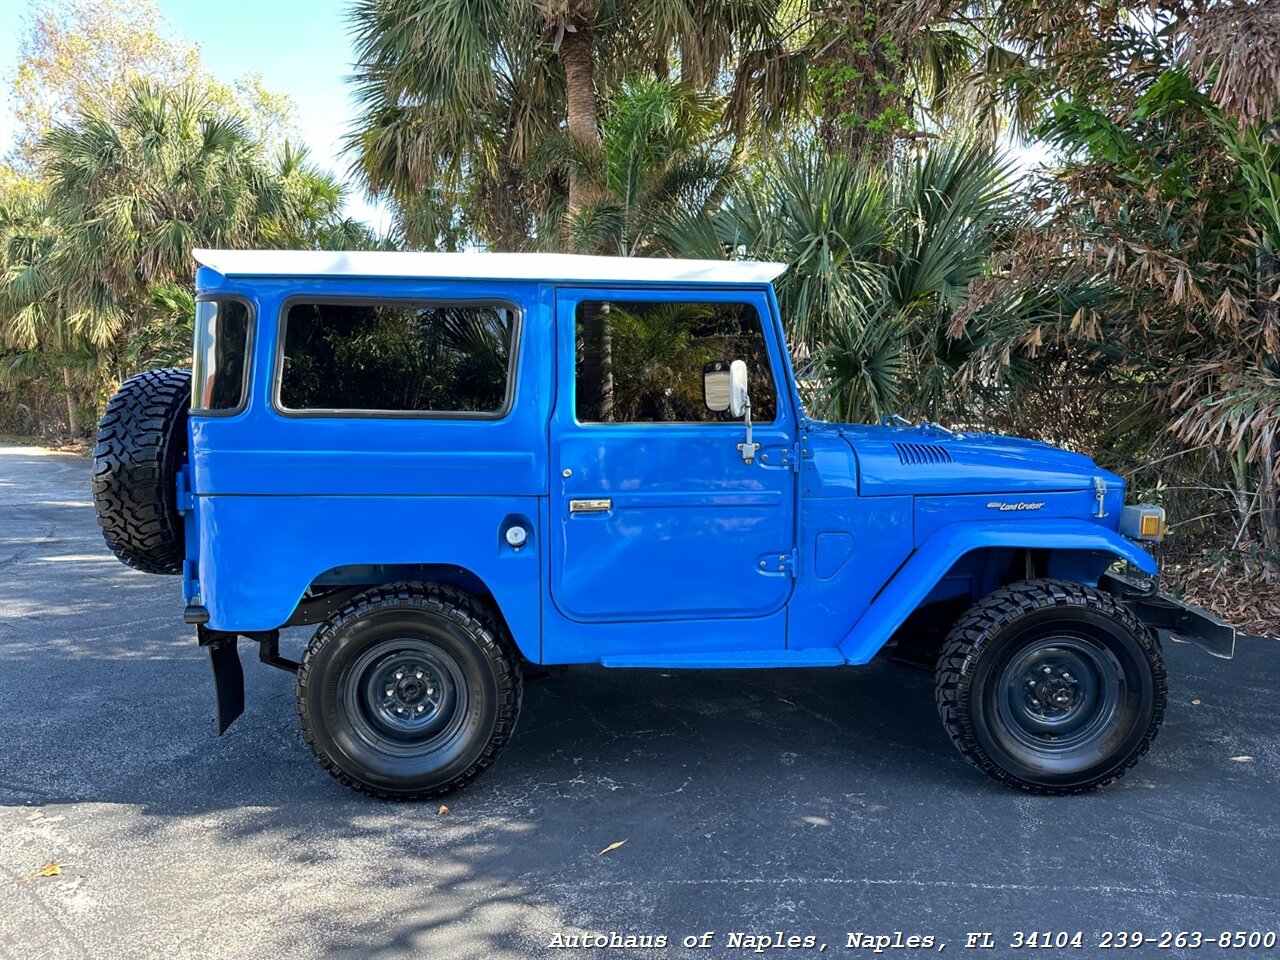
<box><xmin>837</xmin><ymin>519</ymin><xmax>1156</xmax><ymax>664</ymax></box>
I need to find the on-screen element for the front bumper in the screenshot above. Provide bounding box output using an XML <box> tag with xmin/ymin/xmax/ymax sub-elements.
<box><xmin>1101</xmin><ymin>572</ymin><xmax>1237</xmax><ymax>659</ymax></box>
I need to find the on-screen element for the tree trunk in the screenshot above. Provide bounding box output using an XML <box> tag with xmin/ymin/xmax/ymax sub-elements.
<box><xmin>811</xmin><ymin>2</ymin><xmax>914</xmax><ymax>161</ymax></box>
<box><xmin>557</xmin><ymin>8</ymin><xmax>601</xmax><ymax>215</ymax></box>
<box><xmin>1258</xmin><ymin>248</ymin><xmax>1280</xmax><ymax>574</ymax></box>
<box><xmin>61</xmin><ymin>367</ymin><xmax>80</xmax><ymax>437</ymax></box>
<box><xmin>574</xmin><ymin>300</ymin><xmax>614</xmax><ymax>421</ymax></box>
<box><xmin>1260</xmin><ymin>446</ymin><xmax>1280</xmax><ymax>576</ymax></box>
<box><xmin>556</xmin><ymin>7</ymin><xmax>613</xmax><ymax>418</ymax></box>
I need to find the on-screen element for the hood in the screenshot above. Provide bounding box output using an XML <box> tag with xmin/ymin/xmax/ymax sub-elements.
<box><xmin>826</xmin><ymin>423</ymin><xmax>1120</xmax><ymax>497</ymax></box>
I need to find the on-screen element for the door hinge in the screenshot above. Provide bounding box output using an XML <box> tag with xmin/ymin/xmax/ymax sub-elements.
<box><xmin>176</xmin><ymin>464</ymin><xmax>194</xmax><ymax>514</ymax></box>
<box><xmin>783</xmin><ymin>548</ymin><xmax>799</xmax><ymax>578</ymax></box>
<box><xmin>790</xmin><ymin>441</ymin><xmax>802</xmax><ymax>473</ymax></box>
<box><xmin>182</xmin><ymin>558</ymin><xmax>199</xmax><ymax>604</ymax></box>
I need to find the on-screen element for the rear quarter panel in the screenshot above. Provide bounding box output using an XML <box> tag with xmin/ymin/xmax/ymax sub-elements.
<box><xmin>188</xmin><ymin>274</ymin><xmax>552</xmax><ymax>660</ymax></box>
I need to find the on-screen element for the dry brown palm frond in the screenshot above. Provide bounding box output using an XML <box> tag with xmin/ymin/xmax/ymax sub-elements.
<box><xmin>1182</xmin><ymin>0</ymin><xmax>1280</xmax><ymax>126</ymax></box>
<box><xmin>1171</xmin><ymin>363</ymin><xmax>1280</xmax><ymax>473</ymax></box>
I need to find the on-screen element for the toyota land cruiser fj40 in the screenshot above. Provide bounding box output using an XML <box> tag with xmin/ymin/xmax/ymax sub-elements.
<box><xmin>91</xmin><ymin>249</ymin><xmax>1235</xmax><ymax>798</ymax></box>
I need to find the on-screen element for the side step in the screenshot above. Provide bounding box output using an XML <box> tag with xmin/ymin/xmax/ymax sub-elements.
<box><xmin>599</xmin><ymin>649</ymin><xmax>847</xmax><ymax>669</ymax></box>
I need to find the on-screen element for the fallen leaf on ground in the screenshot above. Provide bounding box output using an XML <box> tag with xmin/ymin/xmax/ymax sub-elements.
<box><xmin>596</xmin><ymin>840</ymin><xmax>628</xmax><ymax>857</ymax></box>
<box><xmin>437</xmin><ymin>805</ymin><xmax>450</xmax><ymax>816</ymax></box>
<box><xmin>1191</xmin><ymin>699</ymin><xmax>1201</xmax><ymax>705</ymax></box>
<box><xmin>16</xmin><ymin>862</ymin><xmax>62</xmax><ymax>884</ymax></box>
<box><xmin>1230</xmin><ymin>755</ymin><xmax>1254</xmax><ymax>762</ymax></box>
<box><xmin>777</xmin><ymin>697</ymin><xmax>796</xmax><ymax>706</ymax></box>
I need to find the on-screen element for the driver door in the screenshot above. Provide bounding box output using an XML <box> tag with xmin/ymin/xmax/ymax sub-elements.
<box><xmin>547</xmin><ymin>287</ymin><xmax>797</xmax><ymax>625</ymax></box>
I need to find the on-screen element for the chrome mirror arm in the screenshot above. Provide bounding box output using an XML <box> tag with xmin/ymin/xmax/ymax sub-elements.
<box><xmin>737</xmin><ymin>396</ymin><xmax>759</xmax><ymax>465</ymax></box>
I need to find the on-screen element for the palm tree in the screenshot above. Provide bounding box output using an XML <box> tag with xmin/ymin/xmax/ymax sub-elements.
<box><xmin>347</xmin><ymin>0</ymin><xmax>800</xmax><ymax>250</ymax></box>
<box><xmin>533</xmin><ymin>77</ymin><xmax>732</xmax><ymax>255</ymax></box>
<box><xmin>526</xmin><ymin>78</ymin><xmax>736</xmax><ymax>416</ymax></box>
<box><xmin>681</xmin><ymin>140</ymin><xmax>1060</xmax><ymax>422</ymax></box>
<box><xmin>694</xmin><ymin>143</ymin><xmax>890</xmax><ymax>348</ymax></box>
<box><xmin>0</xmin><ymin>183</ymin><xmax>85</xmax><ymax>432</ymax></box>
<box><xmin>37</xmin><ymin>82</ymin><xmax>270</xmax><ymax>350</ymax></box>
<box><xmin>0</xmin><ymin>81</ymin><xmax>377</xmax><ymax>434</ymax></box>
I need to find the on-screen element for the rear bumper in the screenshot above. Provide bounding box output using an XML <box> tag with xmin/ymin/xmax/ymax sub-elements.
<box><xmin>1101</xmin><ymin>572</ymin><xmax>1237</xmax><ymax>659</ymax></box>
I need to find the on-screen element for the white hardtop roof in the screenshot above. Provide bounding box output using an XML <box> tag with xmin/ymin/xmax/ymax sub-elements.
<box><xmin>193</xmin><ymin>249</ymin><xmax>786</xmax><ymax>286</ymax></box>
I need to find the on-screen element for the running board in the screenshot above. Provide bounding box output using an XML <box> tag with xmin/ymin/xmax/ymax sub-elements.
<box><xmin>599</xmin><ymin>649</ymin><xmax>847</xmax><ymax>669</ymax></box>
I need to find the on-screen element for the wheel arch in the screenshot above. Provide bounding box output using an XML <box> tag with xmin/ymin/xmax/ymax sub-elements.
<box><xmin>840</xmin><ymin>519</ymin><xmax>1156</xmax><ymax>664</ymax></box>
<box><xmin>284</xmin><ymin>563</ymin><xmax>536</xmax><ymax>662</ymax></box>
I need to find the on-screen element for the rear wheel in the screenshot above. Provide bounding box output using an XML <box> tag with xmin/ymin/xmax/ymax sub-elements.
<box><xmin>935</xmin><ymin>579</ymin><xmax>1165</xmax><ymax>794</ymax></box>
<box><xmin>297</xmin><ymin>582</ymin><xmax>522</xmax><ymax>800</ymax></box>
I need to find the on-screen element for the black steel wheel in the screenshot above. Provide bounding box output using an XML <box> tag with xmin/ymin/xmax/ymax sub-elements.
<box><xmin>297</xmin><ymin>582</ymin><xmax>522</xmax><ymax>800</ymax></box>
<box><xmin>935</xmin><ymin>578</ymin><xmax>1166</xmax><ymax>794</ymax></box>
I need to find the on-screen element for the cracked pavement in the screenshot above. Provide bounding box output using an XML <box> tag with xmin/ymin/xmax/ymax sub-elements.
<box><xmin>1</xmin><ymin>442</ymin><xmax>1278</xmax><ymax>959</ymax></box>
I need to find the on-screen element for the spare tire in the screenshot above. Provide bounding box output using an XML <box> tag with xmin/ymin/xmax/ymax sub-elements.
<box><xmin>92</xmin><ymin>368</ymin><xmax>192</xmax><ymax>574</ymax></box>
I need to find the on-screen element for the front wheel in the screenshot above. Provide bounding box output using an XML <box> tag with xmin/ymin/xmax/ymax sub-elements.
<box><xmin>935</xmin><ymin>579</ymin><xmax>1166</xmax><ymax>794</ymax></box>
<box><xmin>297</xmin><ymin>582</ymin><xmax>522</xmax><ymax>800</ymax></box>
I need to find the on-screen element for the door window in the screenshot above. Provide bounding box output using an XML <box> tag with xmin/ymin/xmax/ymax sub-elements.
<box><xmin>574</xmin><ymin>300</ymin><xmax>777</xmax><ymax>424</ymax></box>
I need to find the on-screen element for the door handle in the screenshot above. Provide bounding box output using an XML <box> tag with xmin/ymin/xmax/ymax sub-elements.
<box><xmin>569</xmin><ymin>498</ymin><xmax>612</xmax><ymax>514</ymax></box>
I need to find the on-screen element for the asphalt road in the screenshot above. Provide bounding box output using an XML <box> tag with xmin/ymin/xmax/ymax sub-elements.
<box><xmin>1</xmin><ymin>441</ymin><xmax>1278</xmax><ymax>960</ymax></box>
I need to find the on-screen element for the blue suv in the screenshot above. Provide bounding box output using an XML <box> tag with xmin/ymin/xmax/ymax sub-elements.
<box><xmin>91</xmin><ymin>249</ymin><xmax>1235</xmax><ymax>799</ymax></box>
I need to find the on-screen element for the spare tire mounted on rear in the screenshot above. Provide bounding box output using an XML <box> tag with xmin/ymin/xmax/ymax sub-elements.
<box><xmin>92</xmin><ymin>367</ymin><xmax>192</xmax><ymax>574</ymax></box>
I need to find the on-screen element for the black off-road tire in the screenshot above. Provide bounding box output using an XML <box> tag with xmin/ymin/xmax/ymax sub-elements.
<box><xmin>935</xmin><ymin>578</ymin><xmax>1166</xmax><ymax>795</ymax></box>
<box><xmin>297</xmin><ymin>582</ymin><xmax>523</xmax><ymax>801</ymax></box>
<box><xmin>92</xmin><ymin>368</ymin><xmax>192</xmax><ymax>574</ymax></box>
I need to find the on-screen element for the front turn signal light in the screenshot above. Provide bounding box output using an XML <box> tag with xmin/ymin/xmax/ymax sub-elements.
<box><xmin>1121</xmin><ymin>503</ymin><xmax>1166</xmax><ymax>542</ymax></box>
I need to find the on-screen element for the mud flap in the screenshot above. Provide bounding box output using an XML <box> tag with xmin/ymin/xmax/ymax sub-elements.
<box><xmin>199</xmin><ymin>627</ymin><xmax>244</xmax><ymax>734</ymax></box>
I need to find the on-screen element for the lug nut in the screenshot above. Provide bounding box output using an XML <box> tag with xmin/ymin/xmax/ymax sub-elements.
<box><xmin>1043</xmin><ymin>666</ymin><xmax>1052</xmax><ymax>674</ymax></box>
<box><xmin>415</xmin><ymin>671</ymin><xmax>424</xmax><ymax>679</ymax></box>
<box><xmin>395</xmin><ymin>670</ymin><xmax>404</xmax><ymax>679</ymax></box>
<box><xmin>417</xmin><ymin>704</ymin><xmax>426</xmax><ymax>713</ymax></box>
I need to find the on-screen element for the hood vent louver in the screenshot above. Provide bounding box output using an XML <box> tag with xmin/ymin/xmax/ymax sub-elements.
<box><xmin>893</xmin><ymin>441</ymin><xmax>954</xmax><ymax>465</ymax></box>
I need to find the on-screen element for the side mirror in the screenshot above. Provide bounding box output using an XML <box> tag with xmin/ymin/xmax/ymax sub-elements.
<box><xmin>705</xmin><ymin>359</ymin><xmax>757</xmax><ymax>464</ymax></box>
<box><xmin>728</xmin><ymin>360</ymin><xmax>749</xmax><ymax>419</ymax></box>
<box><xmin>702</xmin><ymin>361</ymin><xmax>731</xmax><ymax>413</ymax></box>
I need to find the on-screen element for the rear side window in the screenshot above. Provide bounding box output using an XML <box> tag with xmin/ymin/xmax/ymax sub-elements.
<box><xmin>192</xmin><ymin>299</ymin><xmax>251</xmax><ymax>412</ymax></box>
<box><xmin>277</xmin><ymin>301</ymin><xmax>517</xmax><ymax>415</ymax></box>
